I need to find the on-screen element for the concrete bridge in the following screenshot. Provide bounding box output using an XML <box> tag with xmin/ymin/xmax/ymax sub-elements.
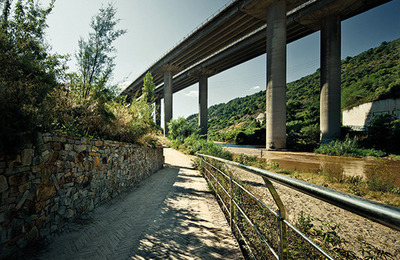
<box><xmin>121</xmin><ymin>0</ymin><xmax>391</xmax><ymax>149</ymax></box>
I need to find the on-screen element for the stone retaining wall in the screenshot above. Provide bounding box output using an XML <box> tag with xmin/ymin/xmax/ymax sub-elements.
<box><xmin>0</xmin><ymin>133</ymin><xmax>164</xmax><ymax>256</ymax></box>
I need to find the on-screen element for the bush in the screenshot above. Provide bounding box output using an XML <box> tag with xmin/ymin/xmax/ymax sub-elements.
<box><xmin>235</xmin><ymin>132</ymin><xmax>247</xmax><ymax>145</ymax></box>
<box><xmin>167</xmin><ymin>117</ymin><xmax>196</xmax><ymax>140</ymax></box>
<box><xmin>286</xmin><ymin>121</ymin><xmax>320</xmax><ymax>151</ymax></box>
<box><xmin>182</xmin><ymin>134</ymin><xmax>232</xmax><ymax>160</ymax></box>
<box><xmin>315</xmin><ymin>136</ymin><xmax>386</xmax><ymax>157</ymax></box>
<box><xmin>50</xmin><ymin>89</ymin><xmax>157</xmax><ymax>144</ymax></box>
<box><xmin>367</xmin><ymin>115</ymin><xmax>400</xmax><ymax>154</ymax></box>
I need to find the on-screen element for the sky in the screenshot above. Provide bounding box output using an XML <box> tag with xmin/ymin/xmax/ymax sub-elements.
<box><xmin>44</xmin><ymin>0</ymin><xmax>400</xmax><ymax>126</ymax></box>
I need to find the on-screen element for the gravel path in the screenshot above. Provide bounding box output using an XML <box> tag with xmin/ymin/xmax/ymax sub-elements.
<box><xmin>19</xmin><ymin>148</ymin><xmax>242</xmax><ymax>260</ymax></box>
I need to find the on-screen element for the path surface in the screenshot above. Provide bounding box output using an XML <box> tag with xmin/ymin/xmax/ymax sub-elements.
<box><xmin>25</xmin><ymin>148</ymin><xmax>242</xmax><ymax>260</ymax></box>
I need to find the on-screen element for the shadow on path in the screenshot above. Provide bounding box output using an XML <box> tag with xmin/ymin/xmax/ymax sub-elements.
<box><xmin>15</xmin><ymin>148</ymin><xmax>242</xmax><ymax>260</ymax></box>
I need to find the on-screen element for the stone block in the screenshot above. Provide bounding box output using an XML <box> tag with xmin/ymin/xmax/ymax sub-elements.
<box><xmin>26</xmin><ymin>226</ymin><xmax>39</xmax><ymax>241</ymax></box>
<box><xmin>0</xmin><ymin>175</ymin><xmax>8</xmax><ymax>193</ymax></box>
<box><xmin>41</xmin><ymin>150</ymin><xmax>51</xmax><ymax>162</ymax></box>
<box><xmin>42</xmin><ymin>134</ymin><xmax>52</xmax><ymax>143</ymax></box>
<box><xmin>36</xmin><ymin>184</ymin><xmax>56</xmax><ymax>201</ymax></box>
<box><xmin>51</xmin><ymin>203</ymin><xmax>58</xmax><ymax>212</ymax></box>
<box><xmin>65</xmin><ymin>209</ymin><xmax>74</xmax><ymax>218</ymax></box>
<box><xmin>21</xmin><ymin>149</ymin><xmax>34</xmax><ymax>166</ymax></box>
<box><xmin>66</xmin><ymin>151</ymin><xmax>76</xmax><ymax>162</ymax></box>
<box><xmin>32</xmin><ymin>156</ymin><xmax>43</xmax><ymax>166</ymax></box>
<box><xmin>52</xmin><ymin>136</ymin><xmax>61</xmax><ymax>142</ymax></box>
<box><xmin>75</xmin><ymin>144</ymin><xmax>87</xmax><ymax>153</ymax></box>
<box><xmin>65</xmin><ymin>143</ymin><xmax>73</xmax><ymax>151</ymax></box>
<box><xmin>95</xmin><ymin>140</ymin><xmax>104</xmax><ymax>147</ymax></box>
<box><xmin>35</xmin><ymin>202</ymin><xmax>45</xmax><ymax>213</ymax></box>
<box><xmin>54</xmin><ymin>214</ymin><xmax>61</xmax><ymax>225</ymax></box>
<box><xmin>9</xmin><ymin>172</ymin><xmax>32</xmax><ymax>186</ymax></box>
<box><xmin>15</xmin><ymin>190</ymin><xmax>29</xmax><ymax>210</ymax></box>
<box><xmin>36</xmin><ymin>215</ymin><xmax>46</xmax><ymax>226</ymax></box>
<box><xmin>61</xmin><ymin>197</ymin><xmax>71</xmax><ymax>206</ymax></box>
<box><xmin>66</xmin><ymin>187</ymin><xmax>73</xmax><ymax>197</ymax></box>
<box><xmin>18</xmin><ymin>182</ymin><xmax>31</xmax><ymax>193</ymax></box>
<box><xmin>49</xmin><ymin>151</ymin><xmax>60</xmax><ymax>165</ymax></box>
<box><xmin>32</xmin><ymin>164</ymin><xmax>42</xmax><ymax>174</ymax></box>
<box><xmin>51</xmin><ymin>142</ymin><xmax>62</xmax><ymax>151</ymax></box>
<box><xmin>57</xmin><ymin>206</ymin><xmax>66</xmax><ymax>215</ymax></box>
<box><xmin>94</xmin><ymin>157</ymin><xmax>101</xmax><ymax>168</ymax></box>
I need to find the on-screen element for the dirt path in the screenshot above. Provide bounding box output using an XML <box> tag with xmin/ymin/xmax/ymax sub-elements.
<box><xmin>19</xmin><ymin>148</ymin><xmax>242</xmax><ymax>260</ymax></box>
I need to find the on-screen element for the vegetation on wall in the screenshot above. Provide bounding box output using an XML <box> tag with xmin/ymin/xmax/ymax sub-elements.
<box><xmin>0</xmin><ymin>1</ymin><xmax>158</xmax><ymax>154</ymax></box>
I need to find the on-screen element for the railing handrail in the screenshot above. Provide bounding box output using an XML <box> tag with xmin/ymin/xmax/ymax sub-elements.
<box><xmin>196</xmin><ymin>153</ymin><xmax>400</xmax><ymax>231</ymax></box>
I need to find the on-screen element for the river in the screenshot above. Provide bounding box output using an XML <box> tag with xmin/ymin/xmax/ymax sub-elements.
<box><xmin>216</xmin><ymin>142</ymin><xmax>400</xmax><ymax>185</ymax></box>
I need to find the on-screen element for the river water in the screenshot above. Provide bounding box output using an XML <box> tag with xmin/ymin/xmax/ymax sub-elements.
<box><xmin>216</xmin><ymin>142</ymin><xmax>400</xmax><ymax>185</ymax></box>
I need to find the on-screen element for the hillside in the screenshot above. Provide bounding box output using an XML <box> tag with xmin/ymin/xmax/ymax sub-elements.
<box><xmin>187</xmin><ymin>38</ymin><xmax>400</xmax><ymax>147</ymax></box>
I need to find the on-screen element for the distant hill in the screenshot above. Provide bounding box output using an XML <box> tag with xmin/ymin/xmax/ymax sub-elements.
<box><xmin>187</xmin><ymin>38</ymin><xmax>400</xmax><ymax>147</ymax></box>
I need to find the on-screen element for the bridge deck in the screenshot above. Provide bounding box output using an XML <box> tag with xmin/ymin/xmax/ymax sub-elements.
<box><xmin>19</xmin><ymin>148</ymin><xmax>242</xmax><ymax>259</ymax></box>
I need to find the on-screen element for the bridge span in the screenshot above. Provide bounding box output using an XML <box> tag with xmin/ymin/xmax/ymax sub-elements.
<box><xmin>121</xmin><ymin>0</ymin><xmax>391</xmax><ymax>149</ymax></box>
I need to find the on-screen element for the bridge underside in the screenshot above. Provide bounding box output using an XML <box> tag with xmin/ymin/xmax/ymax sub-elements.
<box><xmin>122</xmin><ymin>0</ymin><xmax>391</xmax><ymax>148</ymax></box>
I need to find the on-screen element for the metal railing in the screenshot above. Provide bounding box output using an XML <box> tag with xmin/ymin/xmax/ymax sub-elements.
<box><xmin>196</xmin><ymin>153</ymin><xmax>400</xmax><ymax>259</ymax></box>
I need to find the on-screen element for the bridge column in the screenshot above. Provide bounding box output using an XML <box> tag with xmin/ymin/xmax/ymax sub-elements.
<box><xmin>320</xmin><ymin>16</ymin><xmax>341</xmax><ymax>142</ymax></box>
<box><xmin>164</xmin><ymin>71</ymin><xmax>173</xmax><ymax>136</ymax></box>
<box><xmin>199</xmin><ymin>75</ymin><xmax>208</xmax><ymax>135</ymax></box>
<box><xmin>155</xmin><ymin>98</ymin><xmax>161</xmax><ymax>128</ymax></box>
<box><xmin>266</xmin><ymin>0</ymin><xmax>287</xmax><ymax>150</ymax></box>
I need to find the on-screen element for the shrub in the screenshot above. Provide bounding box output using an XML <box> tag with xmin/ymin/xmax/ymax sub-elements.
<box><xmin>367</xmin><ymin>115</ymin><xmax>400</xmax><ymax>154</ymax></box>
<box><xmin>235</xmin><ymin>132</ymin><xmax>247</xmax><ymax>145</ymax></box>
<box><xmin>167</xmin><ymin>117</ymin><xmax>196</xmax><ymax>140</ymax></box>
<box><xmin>50</xmin><ymin>89</ymin><xmax>157</xmax><ymax>144</ymax></box>
<box><xmin>183</xmin><ymin>134</ymin><xmax>232</xmax><ymax>160</ymax></box>
<box><xmin>315</xmin><ymin>135</ymin><xmax>386</xmax><ymax>157</ymax></box>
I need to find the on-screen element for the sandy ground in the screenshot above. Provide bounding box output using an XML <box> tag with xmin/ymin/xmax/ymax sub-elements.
<box><xmin>226</xmin><ymin>164</ymin><xmax>400</xmax><ymax>258</ymax></box>
<box><xmin>214</xmin><ymin>143</ymin><xmax>400</xmax><ymax>257</ymax></box>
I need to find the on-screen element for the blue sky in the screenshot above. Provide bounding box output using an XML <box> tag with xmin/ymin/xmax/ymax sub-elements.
<box><xmin>45</xmin><ymin>0</ymin><xmax>400</xmax><ymax>123</ymax></box>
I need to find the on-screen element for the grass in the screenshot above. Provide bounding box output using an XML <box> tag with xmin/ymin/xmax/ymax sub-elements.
<box><xmin>314</xmin><ymin>136</ymin><xmax>386</xmax><ymax>158</ymax></box>
<box><xmin>169</xmin><ymin>134</ymin><xmax>233</xmax><ymax>160</ymax></box>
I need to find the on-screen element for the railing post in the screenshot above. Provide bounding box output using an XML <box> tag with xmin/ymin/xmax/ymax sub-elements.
<box><xmin>262</xmin><ymin>177</ymin><xmax>288</xmax><ymax>260</ymax></box>
<box><xmin>229</xmin><ymin>170</ymin><xmax>233</xmax><ymax>228</ymax></box>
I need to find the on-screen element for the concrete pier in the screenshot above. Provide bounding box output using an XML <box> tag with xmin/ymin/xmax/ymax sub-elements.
<box><xmin>320</xmin><ymin>16</ymin><xmax>341</xmax><ymax>142</ymax></box>
<box><xmin>164</xmin><ymin>71</ymin><xmax>173</xmax><ymax>136</ymax></box>
<box><xmin>155</xmin><ymin>99</ymin><xmax>161</xmax><ymax>128</ymax></box>
<box><xmin>199</xmin><ymin>75</ymin><xmax>208</xmax><ymax>135</ymax></box>
<box><xmin>266</xmin><ymin>0</ymin><xmax>287</xmax><ymax>150</ymax></box>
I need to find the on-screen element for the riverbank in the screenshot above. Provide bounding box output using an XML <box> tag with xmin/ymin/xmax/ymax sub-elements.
<box><xmin>216</xmin><ymin>142</ymin><xmax>400</xmax><ymax>178</ymax></box>
<box><xmin>216</xmin><ymin>142</ymin><xmax>400</xmax><ymax>207</ymax></box>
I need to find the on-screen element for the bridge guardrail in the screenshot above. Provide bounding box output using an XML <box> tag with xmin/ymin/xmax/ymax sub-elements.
<box><xmin>196</xmin><ymin>153</ymin><xmax>400</xmax><ymax>259</ymax></box>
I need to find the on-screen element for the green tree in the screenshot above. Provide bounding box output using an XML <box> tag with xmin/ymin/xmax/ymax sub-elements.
<box><xmin>142</xmin><ymin>72</ymin><xmax>155</xmax><ymax>104</ymax></box>
<box><xmin>0</xmin><ymin>0</ymin><xmax>66</xmax><ymax>154</ymax></box>
<box><xmin>75</xmin><ymin>3</ymin><xmax>126</xmax><ymax>99</ymax></box>
<box><xmin>167</xmin><ymin>117</ymin><xmax>194</xmax><ymax>140</ymax></box>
